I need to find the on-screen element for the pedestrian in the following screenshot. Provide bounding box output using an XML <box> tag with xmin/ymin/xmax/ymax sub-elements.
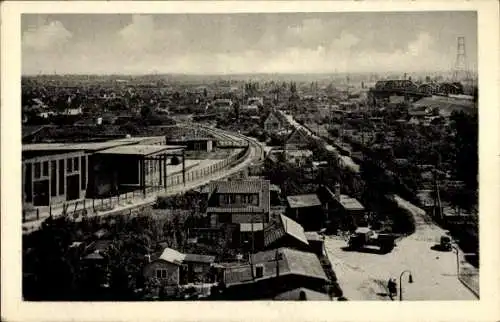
<box><xmin>387</xmin><ymin>278</ymin><xmax>397</xmax><ymax>300</ymax></box>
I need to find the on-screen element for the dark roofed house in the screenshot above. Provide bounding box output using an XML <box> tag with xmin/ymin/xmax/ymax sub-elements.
<box><xmin>286</xmin><ymin>194</ymin><xmax>325</xmax><ymax>231</ymax></box>
<box><xmin>317</xmin><ymin>184</ymin><xmax>366</xmax><ymax>231</ymax></box>
<box><xmin>285</xmin><ymin>127</ymin><xmax>312</xmax><ymax>150</ymax></box>
<box><xmin>217</xmin><ymin>247</ymin><xmax>330</xmax><ymax>300</ymax></box>
<box><xmin>198</xmin><ymin>179</ymin><xmax>271</xmax><ymax>244</ymax></box>
<box><xmin>264</xmin><ymin>111</ymin><xmax>287</xmax><ymax>133</ymax></box>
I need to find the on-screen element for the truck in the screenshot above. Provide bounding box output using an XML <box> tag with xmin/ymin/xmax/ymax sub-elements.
<box><xmin>347</xmin><ymin>227</ymin><xmax>397</xmax><ymax>254</ymax></box>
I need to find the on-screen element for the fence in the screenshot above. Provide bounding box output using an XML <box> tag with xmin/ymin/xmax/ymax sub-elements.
<box><xmin>23</xmin><ymin>145</ymin><xmax>251</xmax><ymax>226</ymax></box>
<box><xmin>458</xmin><ymin>262</ymin><xmax>479</xmax><ymax>298</ymax></box>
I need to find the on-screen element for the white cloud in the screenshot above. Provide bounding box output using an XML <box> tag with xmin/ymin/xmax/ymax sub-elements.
<box><xmin>22</xmin><ymin>21</ymin><xmax>72</xmax><ymax>51</ymax></box>
<box><xmin>407</xmin><ymin>32</ymin><xmax>433</xmax><ymax>56</ymax></box>
<box><xmin>118</xmin><ymin>15</ymin><xmax>156</xmax><ymax>52</ymax></box>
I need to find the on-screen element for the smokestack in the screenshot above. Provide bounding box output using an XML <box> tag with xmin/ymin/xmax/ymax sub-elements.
<box><xmin>334</xmin><ymin>183</ymin><xmax>341</xmax><ymax>201</ymax></box>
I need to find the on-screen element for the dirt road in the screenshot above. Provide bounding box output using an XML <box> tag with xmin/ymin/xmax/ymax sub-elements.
<box><xmin>325</xmin><ymin>196</ymin><xmax>478</xmax><ymax>301</ymax></box>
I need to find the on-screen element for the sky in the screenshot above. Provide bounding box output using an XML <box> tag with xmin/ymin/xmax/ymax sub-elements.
<box><xmin>21</xmin><ymin>12</ymin><xmax>477</xmax><ymax>75</ymax></box>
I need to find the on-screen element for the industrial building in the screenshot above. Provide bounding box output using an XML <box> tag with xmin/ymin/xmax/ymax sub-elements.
<box><xmin>22</xmin><ymin>136</ymin><xmax>186</xmax><ymax>211</ymax></box>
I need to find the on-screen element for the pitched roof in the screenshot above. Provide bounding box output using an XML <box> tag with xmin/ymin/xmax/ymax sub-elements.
<box><xmin>159</xmin><ymin>247</ymin><xmax>186</xmax><ymax>265</ymax></box>
<box><xmin>264</xmin><ymin>215</ymin><xmax>309</xmax><ymax>248</ymax></box>
<box><xmin>338</xmin><ymin>195</ymin><xmax>365</xmax><ymax>211</ymax></box>
<box><xmin>287</xmin><ymin>194</ymin><xmax>322</xmax><ymax>209</ymax></box>
<box><xmin>280</xmin><ymin>214</ymin><xmax>309</xmax><ymax>245</ymax></box>
<box><xmin>224</xmin><ymin>247</ymin><xmax>327</xmax><ymax>287</ymax></box>
<box><xmin>183</xmin><ymin>253</ymin><xmax>215</xmax><ymax>264</ymax></box>
<box><xmin>203</xmin><ymin>179</ymin><xmax>271</xmax><ymax>214</ymax></box>
<box><xmin>286</xmin><ymin>127</ymin><xmax>311</xmax><ymax>146</ymax></box>
<box><xmin>264</xmin><ymin>112</ymin><xmax>282</xmax><ymax>125</ymax></box>
<box><xmin>208</xmin><ymin>180</ymin><xmax>263</xmax><ymax>194</ymax></box>
<box><xmin>273</xmin><ymin>288</ymin><xmax>331</xmax><ymax>301</ymax></box>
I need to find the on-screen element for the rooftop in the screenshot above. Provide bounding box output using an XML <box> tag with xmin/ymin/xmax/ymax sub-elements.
<box><xmin>203</xmin><ymin>179</ymin><xmax>268</xmax><ymax>194</ymax></box>
<box><xmin>273</xmin><ymin>288</ymin><xmax>331</xmax><ymax>301</ymax></box>
<box><xmin>338</xmin><ymin>194</ymin><xmax>365</xmax><ymax>211</ymax></box>
<box><xmin>224</xmin><ymin>247</ymin><xmax>327</xmax><ymax>287</ymax></box>
<box><xmin>279</xmin><ymin>214</ymin><xmax>309</xmax><ymax>246</ymax></box>
<box><xmin>22</xmin><ymin>141</ymin><xmax>133</xmax><ymax>153</ymax></box>
<box><xmin>184</xmin><ymin>253</ymin><xmax>216</xmax><ymax>264</ymax></box>
<box><xmin>97</xmin><ymin>144</ymin><xmax>184</xmax><ymax>156</ymax></box>
<box><xmin>158</xmin><ymin>247</ymin><xmax>186</xmax><ymax>265</ymax></box>
<box><xmin>166</xmin><ymin>137</ymin><xmax>213</xmax><ymax>142</ymax></box>
<box><xmin>110</xmin><ymin>136</ymin><xmax>166</xmax><ymax>143</ymax></box>
<box><xmin>287</xmin><ymin>194</ymin><xmax>322</xmax><ymax>209</ymax></box>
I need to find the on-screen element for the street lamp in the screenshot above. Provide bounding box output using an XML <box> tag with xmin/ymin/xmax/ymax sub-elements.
<box><xmin>399</xmin><ymin>270</ymin><xmax>414</xmax><ymax>301</ymax></box>
<box><xmin>451</xmin><ymin>245</ymin><xmax>460</xmax><ymax>276</ymax></box>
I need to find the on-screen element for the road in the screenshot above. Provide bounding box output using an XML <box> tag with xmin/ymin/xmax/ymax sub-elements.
<box><xmin>278</xmin><ymin>112</ymin><xmax>478</xmax><ymax>300</ymax></box>
<box><xmin>324</xmin><ymin>199</ymin><xmax>478</xmax><ymax>301</ymax></box>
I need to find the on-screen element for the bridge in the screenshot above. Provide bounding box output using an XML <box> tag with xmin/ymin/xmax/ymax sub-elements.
<box><xmin>369</xmin><ymin>80</ymin><xmax>465</xmax><ymax>101</ymax></box>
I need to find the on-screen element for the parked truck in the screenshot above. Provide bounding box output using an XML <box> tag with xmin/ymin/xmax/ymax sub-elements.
<box><xmin>347</xmin><ymin>227</ymin><xmax>397</xmax><ymax>254</ymax></box>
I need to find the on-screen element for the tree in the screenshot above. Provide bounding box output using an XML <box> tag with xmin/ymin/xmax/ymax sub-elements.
<box><xmin>140</xmin><ymin>105</ymin><xmax>153</xmax><ymax>119</ymax></box>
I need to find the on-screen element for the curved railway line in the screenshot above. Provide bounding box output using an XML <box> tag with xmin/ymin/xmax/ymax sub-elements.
<box><xmin>22</xmin><ymin>124</ymin><xmax>265</xmax><ymax>234</ymax></box>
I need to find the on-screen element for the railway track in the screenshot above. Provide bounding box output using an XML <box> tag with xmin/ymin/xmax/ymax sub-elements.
<box><xmin>22</xmin><ymin>124</ymin><xmax>265</xmax><ymax>234</ymax></box>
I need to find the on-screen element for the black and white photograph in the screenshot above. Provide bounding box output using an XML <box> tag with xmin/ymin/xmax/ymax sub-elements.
<box><xmin>2</xmin><ymin>1</ymin><xmax>500</xmax><ymax>321</ymax></box>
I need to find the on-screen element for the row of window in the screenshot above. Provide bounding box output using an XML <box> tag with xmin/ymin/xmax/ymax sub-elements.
<box><xmin>24</xmin><ymin>156</ymin><xmax>87</xmax><ymax>202</ymax></box>
<box><xmin>218</xmin><ymin>194</ymin><xmax>260</xmax><ymax>206</ymax></box>
<box><xmin>32</xmin><ymin>157</ymin><xmax>81</xmax><ymax>180</ymax></box>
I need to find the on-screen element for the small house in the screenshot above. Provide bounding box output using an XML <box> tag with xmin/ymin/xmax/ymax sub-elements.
<box><xmin>286</xmin><ymin>194</ymin><xmax>325</xmax><ymax>231</ymax></box>
<box><xmin>216</xmin><ymin>247</ymin><xmax>330</xmax><ymax>300</ymax></box>
<box><xmin>143</xmin><ymin>247</ymin><xmax>216</xmax><ymax>296</ymax></box>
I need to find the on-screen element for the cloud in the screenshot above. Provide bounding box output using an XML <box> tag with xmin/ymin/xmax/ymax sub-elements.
<box><xmin>407</xmin><ymin>32</ymin><xmax>433</xmax><ymax>56</ymax></box>
<box><xmin>21</xmin><ymin>14</ymin><xmax>466</xmax><ymax>75</ymax></box>
<box><xmin>117</xmin><ymin>14</ymin><xmax>184</xmax><ymax>56</ymax></box>
<box><xmin>22</xmin><ymin>20</ymin><xmax>72</xmax><ymax>51</ymax></box>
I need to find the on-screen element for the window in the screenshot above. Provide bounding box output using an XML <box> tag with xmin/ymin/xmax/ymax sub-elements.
<box><xmin>194</xmin><ymin>266</ymin><xmax>203</xmax><ymax>273</ymax></box>
<box><xmin>81</xmin><ymin>156</ymin><xmax>86</xmax><ymax>190</ymax></box>
<box><xmin>25</xmin><ymin>163</ymin><xmax>32</xmax><ymax>202</ymax></box>
<box><xmin>255</xmin><ymin>265</ymin><xmax>264</xmax><ymax>278</ymax></box>
<box><xmin>58</xmin><ymin>159</ymin><xmax>65</xmax><ymax>195</ymax></box>
<box><xmin>42</xmin><ymin>161</ymin><xmax>49</xmax><ymax>177</ymax></box>
<box><xmin>67</xmin><ymin>158</ymin><xmax>73</xmax><ymax>172</ymax></box>
<box><xmin>34</xmin><ymin>162</ymin><xmax>41</xmax><ymax>179</ymax></box>
<box><xmin>73</xmin><ymin>157</ymin><xmax>79</xmax><ymax>171</ymax></box>
<box><xmin>156</xmin><ymin>269</ymin><xmax>168</xmax><ymax>279</ymax></box>
<box><xmin>235</xmin><ymin>194</ymin><xmax>241</xmax><ymax>205</ymax></box>
<box><xmin>50</xmin><ymin>160</ymin><xmax>57</xmax><ymax>196</ymax></box>
<box><xmin>249</xmin><ymin>194</ymin><xmax>259</xmax><ymax>206</ymax></box>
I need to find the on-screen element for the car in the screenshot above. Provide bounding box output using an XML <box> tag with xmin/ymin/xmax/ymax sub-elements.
<box><xmin>439</xmin><ymin>235</ymin><xmax>452</xmax><ymax>251</ymax></box>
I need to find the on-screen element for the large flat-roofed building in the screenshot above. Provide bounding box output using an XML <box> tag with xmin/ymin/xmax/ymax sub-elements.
<box><xmin>23</xmin><ymin>148</ymin><xmax>89</xmax><ymax>208</ymax></box>
<box><xmin>93</xmin><ymin>144</ymin><xmax>184</xmax><ymax>197</ymax></box>
<box><xmin>22</xmin><ymin>137</ymin><xmax>185</xmax><ymax>210</ymax></box>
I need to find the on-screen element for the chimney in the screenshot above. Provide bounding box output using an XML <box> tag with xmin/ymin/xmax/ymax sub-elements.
<box><xmin>334</xmin><ymin>183</ymin><xmax>341</xmax><ymax>201</ymax></box>
<box><xmin>145</xmin><ymin>254</ymin><xmax>151</xmax><ymax>263</ymax></box>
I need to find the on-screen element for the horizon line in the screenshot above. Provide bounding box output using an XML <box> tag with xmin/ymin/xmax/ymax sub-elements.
<box><xmin>22</xmin><ymin>70</ymin><xmax>455</xmax><ymax>77</ymax></box>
